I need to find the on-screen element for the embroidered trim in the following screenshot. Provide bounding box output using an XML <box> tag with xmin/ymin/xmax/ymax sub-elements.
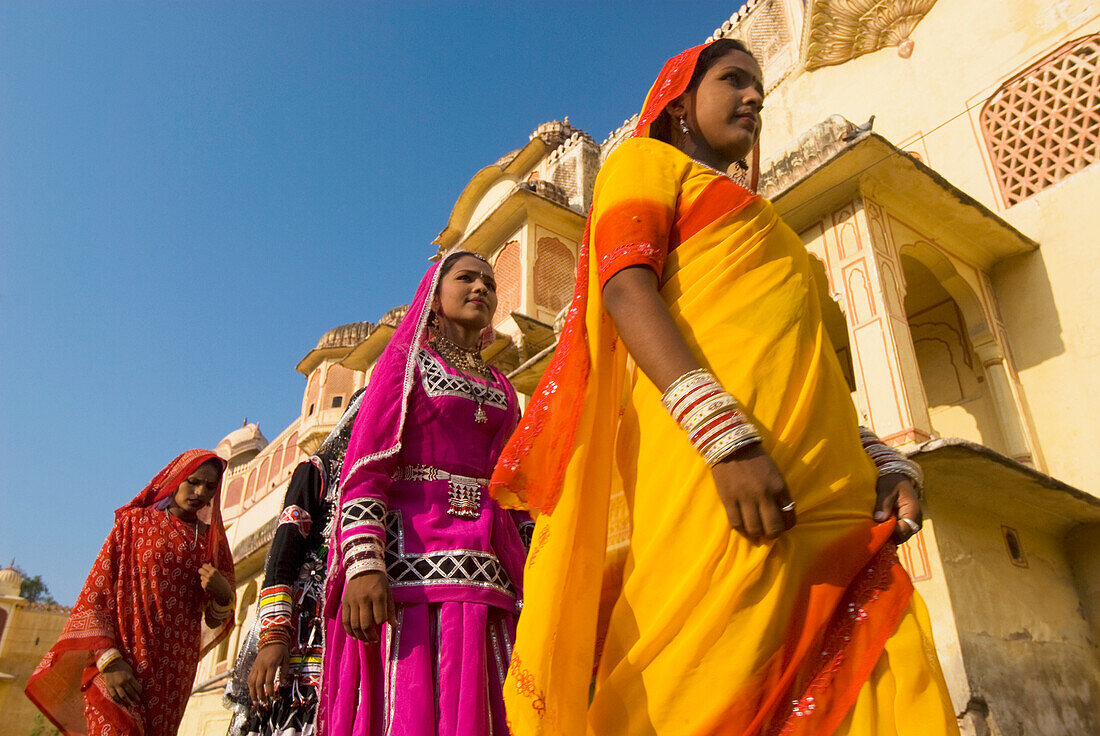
<box><xmin>517</xmin><ymin>520</ymin><xmax>536</xmax><ymax>551</ymax></box>
<box><xmin>597</xmin><ymin>241</ymin><xmax>663</xmax><ymax>282</ymax></box>
<box><xmin>258</xmin><ymin>584</ymin><xmax>293</xmax><ymax>629</ymax></box>
<box><xmin>384</xmin><ymin>512</ymin><xmax>515</xmax><ymax>597</ymax></box>
<box><xmin>769</xmin><ymin>543</ymin><xmax>900</xmax><ymax>735</ymax></box>
<box><xmin>416</xmin><ymin>348</ymin><xmax>508</xmax><ymax>410</ymax></box>
<box><xmin>394</xmin><ymin>464</ymin><xmax>490</xmax><ymax>520</ymax></box>
<box><xmin>340</xmin><ymin>497</ymin><xmax>387</xmax><ymax>532</ymax></box>
<box><xmin>279</xmin><ymin>505</ymin><xmax>313</xmax><ymax>537</ymax></box>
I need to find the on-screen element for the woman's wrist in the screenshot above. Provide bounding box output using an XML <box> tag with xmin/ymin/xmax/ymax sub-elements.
<box><xmin>258</xmin><ymin>625</ymin><xmax>292</xmax><ymax>650</ymax></box>
<box><xmin>859</xmin><ymin>427</ymin><xmax>924</xmax><ymax>495</ymax></box>
<box><xmin>662</xmin><ymin>368</ymin><xmax>761</xmax><ymax>465</ymax></box>
<box><xmin>96</xmin><ymin>648</ymin><xmax>123</xmax><ymax>673</ymax></box>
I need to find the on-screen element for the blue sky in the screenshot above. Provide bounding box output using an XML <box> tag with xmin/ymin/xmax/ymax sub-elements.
<box><xmin>0</xmin><ymin>1</ymin><xmax>744</xmax><ymax>604</ymax></box>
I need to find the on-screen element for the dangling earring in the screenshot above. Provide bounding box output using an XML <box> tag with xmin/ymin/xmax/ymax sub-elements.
<box><xmin>678</xmin><ymin>116</ymin><xmax>691</xmax><ymax>136</ymax></box>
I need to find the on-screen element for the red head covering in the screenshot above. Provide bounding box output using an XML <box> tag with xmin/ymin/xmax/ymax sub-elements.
<box><xmin>631</xmin><ymin>43</ymin><xmax>710</xmax><ymax>139</ymax></box>
<box><xmin>118</xmin><ymin>447</ymin><xmax>230</xmax><ymax>566</ymax></box>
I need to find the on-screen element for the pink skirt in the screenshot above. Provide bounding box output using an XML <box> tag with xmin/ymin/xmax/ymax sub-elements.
<box><xmin>320</xmin><ymin>601</ymin><xmax>514</xmax><ymax>736</ymax></box>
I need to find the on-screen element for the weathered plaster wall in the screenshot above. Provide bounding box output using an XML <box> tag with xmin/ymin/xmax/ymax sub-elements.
<box><xmin>929</xmin><ymin>494</ymin><xmax>1100</xmax><ymax>735</ymax></box>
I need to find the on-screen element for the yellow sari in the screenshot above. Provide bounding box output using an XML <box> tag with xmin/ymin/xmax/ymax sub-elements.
<box><xmin>491</xmin><ymin>42</ymin><xmax>959</xmax><ymax>736</ymax></box>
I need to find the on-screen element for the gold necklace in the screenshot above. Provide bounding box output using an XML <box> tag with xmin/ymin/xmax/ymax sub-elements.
<box><xmin>428</xmin><ymin>332</ymin><xmax>491</xmax><ymax>423</ymax></box>
<box><xmin>430</xmin><ymin>331</ymin><xmax>490</xmax><ymax>379</ymax></box>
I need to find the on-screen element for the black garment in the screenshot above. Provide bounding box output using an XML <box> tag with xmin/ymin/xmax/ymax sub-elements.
<box><xmin>225</xmin><ymin>388</ymin><xmax>364</xmax><ymax>736</ymax></box>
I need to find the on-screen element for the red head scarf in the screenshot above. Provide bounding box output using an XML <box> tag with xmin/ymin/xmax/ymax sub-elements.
<box><xmin>631</xmin><ymin>43</ymin><xmax>710</xmax><ymax>139</ymax></box>
<box><xmin>116</xmin><ymin>448</ymin><xmax>230</xmax><ymax>564</ymax></box>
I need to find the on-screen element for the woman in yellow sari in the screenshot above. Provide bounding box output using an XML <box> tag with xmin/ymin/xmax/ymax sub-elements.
<box><xmin>490</xmin><ymin>40</ymin><xmax>960</xmax><ymax>735</ymax></box>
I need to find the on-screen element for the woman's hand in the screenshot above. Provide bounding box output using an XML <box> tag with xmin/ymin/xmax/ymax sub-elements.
<box><xmin>341</xmin><ymin>571</ymin><xmax>397</xmax><ymax>643</ymax></box>
<box><xmin>873</xmin><ymin>473</ymin><xmax>923</xmax><ymax>544</ymax></box>
<box><xmin>199</xmin><ymin>563</ymin><xmax>232</xmax><ymax>606</ymax></box>
<box><xmin>712</xmin><ymin>443</ymin><xmax>796</xmax><ymax>543</ymax></box>
<box><xmin>101</xmin><ymin>658</ymin><xmax>142</xmax><ymax>708</ymax></box>
<box><xmin>247</xmin><ymin>642</ymin><xmax>289</xmax><ymax>706</ymax></box>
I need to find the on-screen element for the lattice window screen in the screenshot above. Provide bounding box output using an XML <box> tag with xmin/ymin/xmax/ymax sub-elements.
<box><xmin>533</xmin><ymin>237</ymin><xmax>576</xmax><ymax>314</ymax></box>
<box><xmin>492</xmin><ymin>240</ymin><xmax>522</xmax><ymax>324</ymax></box>
<box><xmin>980</xmin><ymin>35</ymin><xmax>1100</xmax><ymax>207</ymax></box>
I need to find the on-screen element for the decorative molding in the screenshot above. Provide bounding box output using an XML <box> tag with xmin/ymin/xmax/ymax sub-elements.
<box><xmin>803</xmin><ymin>0</ymin><xmax>938</xmax><ymax>71</ymax></box>
<box><xmin>758</xmin><ymin>115</ymin><xmax>857</xmax><ymax>198</ymax></box>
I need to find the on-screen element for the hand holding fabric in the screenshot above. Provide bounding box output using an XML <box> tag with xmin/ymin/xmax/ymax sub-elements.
<box><xmin>873</xmin><ymin>473</ymin><xmax>923</xmax><ymax>544</ymax></box>
<box><xmin>199</xmin><ymin>563</ymin><xmax>233</xmax><ymax>606</ymax></box>
<box><xmin>712</xmin><ymin>443</ymin><xmax>796</xmax><ymax>542</ymax></box>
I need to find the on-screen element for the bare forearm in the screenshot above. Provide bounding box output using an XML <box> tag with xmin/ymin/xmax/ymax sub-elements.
<box><xmin>602</xmin><ymin>266</ymin><xmax>700</xmax><ymax>391</ymax></box>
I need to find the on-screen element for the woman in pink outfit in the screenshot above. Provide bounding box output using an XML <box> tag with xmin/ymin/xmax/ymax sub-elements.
<box><xmin>318</xmin><ymin>249</ymin><xmax>531</xmax><ymax>736</ymax></box>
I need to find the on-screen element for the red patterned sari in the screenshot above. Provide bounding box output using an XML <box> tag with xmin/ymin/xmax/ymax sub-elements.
<box><xmin>26</xmin><ymin>449</ymin><xmax>235</xmax><ymax>736</ymax></box>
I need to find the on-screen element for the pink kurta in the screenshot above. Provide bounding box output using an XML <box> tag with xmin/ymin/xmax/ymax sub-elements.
<box><xmin>319</xmin><ymin>345</ymin><xmax>528</xmax><ymax>736</ymax></box>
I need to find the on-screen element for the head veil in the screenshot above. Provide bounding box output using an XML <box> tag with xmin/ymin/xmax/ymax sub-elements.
<box><xmin>339</xmin><ymin>249</ymin><xmax>491</xmax><ymax>491</ymax></box>
<box><xmin>117</xmin><ymin>448</ymin><xmax>230</xmax><ymax>564</ymax></box>
<box><xmin>490</xmin><ymin>41</ymin><xmax>739</xmax><ymax>513</ymax></box>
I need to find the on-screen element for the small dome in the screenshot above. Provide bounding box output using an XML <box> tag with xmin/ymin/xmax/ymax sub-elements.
<box><xmin>316</xmin><ymin>321</ymin><xmax>373</xmax><ymax>351</ymax></box>
<box><xmin>0</xmin><ymin>566</ymin><xmax>22</xmax><ymax>598</ymax></box>
<box><xmin>215</xmin><ymin>422</ymin><xmax>269</xmax><ymax>462</ymax></box>
<box><xmin>378</xmin><ymin>305</ymin><xmax>409</xmax><ymax>329</ymax></box>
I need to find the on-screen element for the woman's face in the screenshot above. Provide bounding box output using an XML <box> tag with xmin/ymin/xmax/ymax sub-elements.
<box><xmin>434</xmin><ymin>255</ymin><xmax>497</xmax><ymax>331</ymax></box>
<box><xmin>681</xmin><ymin>49</ymin><xmax>764</xmax><ymax>167</ymax></box>
<box><xmin>173</xmin><ymin>461</ymin><xmax>221</xmax><ymax>515</ymax></box>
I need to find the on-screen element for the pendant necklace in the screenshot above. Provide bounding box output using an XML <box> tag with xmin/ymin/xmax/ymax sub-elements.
<box><xmin>430</xmin><ymin>332</ymin><xmax>491</xmax><ymax>423</ymax></box>
<box><xmin>167</xmin><ymin>508</ymin><xmax>199</xmax><ymax>549</ymax></box>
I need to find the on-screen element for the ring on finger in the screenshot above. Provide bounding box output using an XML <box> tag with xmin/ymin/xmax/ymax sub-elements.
<box><xmin>898</xmin><ymin>517</ymin><xmax>921</xmax><ymax>534</ymax></box>
<box><xmin>780</xmin><ymin>501</ymin><xmax>796</xmax><ymax>513</ymax></box>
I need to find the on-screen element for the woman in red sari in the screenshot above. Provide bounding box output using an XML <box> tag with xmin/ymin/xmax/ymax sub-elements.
<box><xmin>27</xmin><ymin>448</ymin><xmax>236</xmax><ymax>736</ymax></box>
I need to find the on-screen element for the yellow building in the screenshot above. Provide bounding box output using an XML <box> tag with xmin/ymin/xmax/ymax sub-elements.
<box><xmin>0</xmin><ymin>567</ymin><xmax>72</xmax><ymax>734</ymax></box>
<box><xmin>181</xmin><ymin>2</ymin><xmax>1100</xmax><ymax>735</ymax></box>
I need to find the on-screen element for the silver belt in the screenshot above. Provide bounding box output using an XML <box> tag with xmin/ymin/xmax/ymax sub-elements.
<box><xmin>393</xmin><ymin>465</ymin><xmax>489</xmax><ymax>520</ymax></box>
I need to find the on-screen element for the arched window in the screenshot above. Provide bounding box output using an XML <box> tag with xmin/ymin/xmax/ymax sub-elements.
<box><xmin>324</xmin><ymin>365</ymin><xmax>356</xmax><ymax>412</ymax></box>
<box><xmin>244</xmin><ymin>469</ymin><xmax>257</xmax><ymax>506</ymax></box>
<box><xmin>980</xmin><ymin>35</ymin><xmax>1100</xmax><ymax>207</ymax></box>
<box><xmin>283</xmin><ymin>433</ymin><xmax>298</xmax><ymax>471</ymax></box>
<box><xmin>493</xmin><ymin>240</ymin><xmax>522</xmax><ymax>323</ymax></box>
<box><xmin>222</xmin><ymin>477</ymin><xmax>244</xmax><ymax>509</ymax></box>
<box><xmin>269</xmin><ymin>446</ymin><xmax>283</xmax><ymax>483</ymax></box>
<box><xmin>256</xmin><ymin>457</ymin><xmax>271</xmax><ymax>498</ymax></box>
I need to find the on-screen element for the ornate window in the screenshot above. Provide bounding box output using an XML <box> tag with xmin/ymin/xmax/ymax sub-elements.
<box><xmin>532</xmin><ymin>237</ymin><xmax>576</xmax><ymax>314</ymax></box>
<box><xmin>492</xmin><ymin>240</ymin><xmax>522</xmax><ymax>323</ymax></box>
<box><xmin>980</xmin><ymin>35</ymin><xmax>1100</xmax><ymax>207</ymax></box>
